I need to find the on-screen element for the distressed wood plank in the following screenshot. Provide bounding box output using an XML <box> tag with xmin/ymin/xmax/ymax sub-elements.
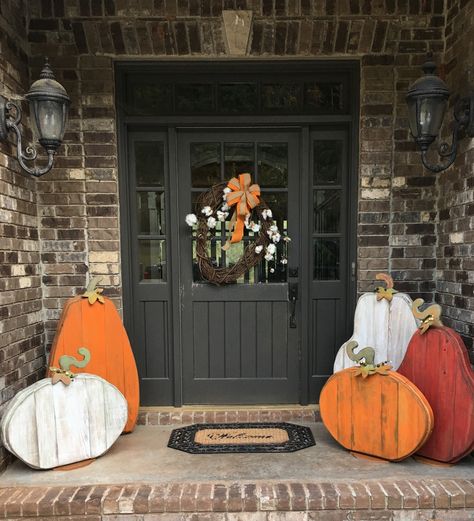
<box><xmin>1</xmin><ymin>375</ymin><xmax>127</xmax><ymax>469</ymax></box>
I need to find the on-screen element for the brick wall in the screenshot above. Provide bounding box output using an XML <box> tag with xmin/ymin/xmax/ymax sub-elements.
<box><xmin>0</xmin><ymin>0</ymin><xmax>45</xmax><ymax>471</ymax></box>
<box><xmin>25</xmin><ymin>0</ymin><xmax>448</xmax><ymax>351</ymax></box>
<box><xmin>0</xmin><ymin>0</ymin><xmax>471</xmax><ymax>451</ymax></box>
<box><xmin>436</xmin><ymin>0</ymin><xmax>474</xmax><ymax>358</ymax></box>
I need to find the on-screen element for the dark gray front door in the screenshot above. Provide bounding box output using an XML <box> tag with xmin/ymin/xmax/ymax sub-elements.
<box><xmin>178</xmin><ymin>130</ymin><xmax>301</xmax><ymax>404</ymax></box>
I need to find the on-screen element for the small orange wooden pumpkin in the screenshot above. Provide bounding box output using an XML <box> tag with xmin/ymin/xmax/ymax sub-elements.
<box><xmin>48</xmin><ymin>277</ymin><xmax>139</xmax><ymax>433</ymax></box>
<box><xmin>321</xmin><ymin>342</ymin><xmax>434</xmax><ymax>461</ymax></box>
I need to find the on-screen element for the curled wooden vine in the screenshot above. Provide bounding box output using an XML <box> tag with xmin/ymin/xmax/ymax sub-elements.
<box><xmin>375</xmin><ymin>273</ymin><xmax>398</xmax><ymax>302</ymax></box>
<box><xmin>195</xmin><ymin>182</ymin><xmax>273</xmax><ymax>285</ymax></box>
<box><xmin>412</xmin><ymin>298</ymin><xmax>443</xmax><ymax>334</ymax></box>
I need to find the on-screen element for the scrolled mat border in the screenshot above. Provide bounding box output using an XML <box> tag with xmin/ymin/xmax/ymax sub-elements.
<box><xmin>167</xmin><ymin>422</ymin><xmax>315</xmax><ymax>454</ymax></box>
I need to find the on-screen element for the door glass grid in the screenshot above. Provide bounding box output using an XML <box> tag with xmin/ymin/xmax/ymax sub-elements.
<box><xmin>190</xmin><ymin>141</ymin><xmax>289</xmax><ymax>284</ymax></box>
<box><xmin>312</xmin><ymin>140</ymin><xmax>343</xmax><ymax>280</ymax></box>
<box><xmin>135</xmin><ymin>140</ymin><xmax>167</xmax><ymax>282</ymax></box>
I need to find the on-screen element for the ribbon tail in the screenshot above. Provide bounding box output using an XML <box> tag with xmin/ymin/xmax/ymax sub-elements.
<box><xmin>230</xmin><ymin>217</ymin><xmax>245</xmax><ymax>244</ymax></box>
<box><xmin>222</xmin><ymin>211</ymin><xmax>237</xmax><ymax>251</ymax></box>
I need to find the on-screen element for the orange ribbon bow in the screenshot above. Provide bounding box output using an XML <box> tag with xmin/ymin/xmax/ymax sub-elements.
<box><xmin>225</xmin><ymin>173</ymin><xmax>260</xmax><ymax>246</ymax></box>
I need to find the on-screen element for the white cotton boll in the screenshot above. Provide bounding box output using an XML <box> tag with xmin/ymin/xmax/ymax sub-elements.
<box><xmin>221</xmin><ymin>203</ymin><xmax>229</xmax><ymax>211</ymax></box>
<box><xmin>185</xmin><ymin>214</ymin><xmax>197</xmax><ymax>226</ymax></box>
<box><xmin>207</xmin><ymin>217</ymin><xmax>217</xmax><ymax>228</ymax></box>
<box><xmin>269</xmin><ymin>224</ymin><xmax>279</xmax><ymax>233</ymax></box>
<box><xmin>264</xmin><ymin>253</ymin><xmax>273</xmax><ymax>261</ymax></box>
<box><xmin>250</xmin><ymin>223</ymin><xmax>261</xmax><ymax>233</ymax></box>
<box><xmin>202</xmin><ymin>206</ymin><xmax>213</xmax><ymax>217</ymax></box>
<box><xmin>270</xmin><ymin>268</ymin><xmax>275</xmax><ymax>273</ymax></box>
<box><xmin>223</xmin><ymin>187</ymin><xmax>231</xmax><ymax>194</ymax></box>
<box><xmin>272</xmin><ymin>233</ymin><xmax>281</xmax><ymax>243</ymax></box>
<box><xmin>283</xmin><ymin>235</ymin><xmax>291</xmax><ymax>242</ymax></box>
<box><xmin>255</xmin><ymin>245</ymin><xmax>263</xmax><ymax>254</ymax></box>
<box><xmin>266</xmin><ymin>244</ymin><xmax>276</xmax><ymax>254</ymax></box>
<box><xmin>265</xmin><ymin>209</ymin><xmax>273</xmax><ymax>219</ymax></box>
<box><xmin>216</xmin><ymin>211</ymin><xmax>227</xmax><ymax>221</ymax></box>
<box><xmin>280</xmin><ymin>258</ymin><xmax>288</xmax><ymax>265</ymax></box>
<box><xmin>261</xmin><ymin>209</ymin><xmax>270</xmax><ymax>220</ymax></box>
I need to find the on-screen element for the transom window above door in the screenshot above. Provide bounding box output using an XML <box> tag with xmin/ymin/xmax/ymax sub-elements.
<box><xmin>122</xmin><ymin>66</ymin><xmax>352</xmax><ymax>116</ymax></box>
<box><xmin>190</xmin><ymin>140</ymin><xmax>290</xmax><ymax>284</ymax></box>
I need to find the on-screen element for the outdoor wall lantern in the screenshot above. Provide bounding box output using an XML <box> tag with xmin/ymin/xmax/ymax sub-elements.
<box><xmin>0</xmin><ymin>59</ymin><xmax>70</xmax><ymax>177</ymax></box>
<box><xmin>406</xmin><ymin>54</ymin><xmax>474</xmax><ymax>173</ymax></box>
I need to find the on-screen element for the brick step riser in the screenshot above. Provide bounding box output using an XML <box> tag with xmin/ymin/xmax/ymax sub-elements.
<box><xmin>137</xmin><ymin>408</ymin><xmax>321</xmax><ymax>426</ymax></box>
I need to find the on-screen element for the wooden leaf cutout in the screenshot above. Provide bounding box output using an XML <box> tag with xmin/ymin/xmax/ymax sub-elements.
<box><xmin>51</xmin><ymin>372</ymin><xmax>71</xmax><ymax>386</ymax></box>
<box><xmin>82</xmin><ymin>277</ymin><xmax>105</xmax><ymax>305</ymax></box>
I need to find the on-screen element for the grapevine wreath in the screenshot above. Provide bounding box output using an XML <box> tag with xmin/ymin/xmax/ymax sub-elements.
<box><xmin>185</xmin><ymin>174</ymin><xmax>290</xmax><ymax>285</ymax></box>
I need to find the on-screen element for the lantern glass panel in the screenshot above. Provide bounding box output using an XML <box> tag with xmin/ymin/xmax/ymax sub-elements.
<box><xmin>31</xmin><ymin>99</ymin><xmax>67</xmax><ymax>144</ymax></box>
<box><xmin>407</xmin><ymin>96</ymin><xmax>419</xmax><ymax>138</ymax></box>
<box><xmin>418</xmin><ymin>96</ymin><xmax>446</xmax><ymax>138</ymax></box>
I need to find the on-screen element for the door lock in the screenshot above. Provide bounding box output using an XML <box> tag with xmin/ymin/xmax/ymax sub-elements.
<box><xmin>288</xmin><ymin>281</ymin><xmax>298</xmax><ymax>328</ymax></box>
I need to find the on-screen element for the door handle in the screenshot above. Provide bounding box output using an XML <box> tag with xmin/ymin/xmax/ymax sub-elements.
<box><xmin>288</xmin><ymin>281</ymin><xmax>298</xmax><ymax>329</ymax></box>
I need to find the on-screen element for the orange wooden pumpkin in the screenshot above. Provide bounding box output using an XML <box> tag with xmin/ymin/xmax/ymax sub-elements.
<box><xmin>48</xmin><ymin>278</ymin><xmax>139</xmax><ymax>433</ymax></box>
<box><xmin>320</xmin><ymin>342</ymin><xmax>434</xmax><ymax>461</ymax></box>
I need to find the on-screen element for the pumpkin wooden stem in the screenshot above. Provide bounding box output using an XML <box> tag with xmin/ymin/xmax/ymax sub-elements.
<box><xmin>346</xmin><ymin>341</ymin><xmax>376</xmax><ymax>366</ymax></box>
<box><xmin>412</xmin><ymin>298</ymin><xmax>443</xmax><ymax>334</ymax></box>
<box><xmin>375</xmin><ymin>273</ymin><xmax>398</xmax><ymax>302</ymax></box>
<box><xmin>82</xmin><ymin>276</ymin><xmax>105</xmax><ymax>305</ymax></box>
<box><xmin>59</xmin><ymin>347</ymin><xmax>91</xmax><ymax>372</ymax></box>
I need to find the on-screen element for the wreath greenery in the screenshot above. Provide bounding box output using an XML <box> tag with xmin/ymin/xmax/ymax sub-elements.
<box><xmin>187</xmin><ymin>181</ymin><xmax>288</xmax><ymax>285</ymax></box>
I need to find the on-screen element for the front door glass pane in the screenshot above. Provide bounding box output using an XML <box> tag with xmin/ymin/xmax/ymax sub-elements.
<box><xmin>224</xmin><ymin>143</ymin><xmax>254</xmax><ymax>178</ymax></box>
<box><xmin>313</xmin><ymin>238</ymin><xmax>339</xmax><ymax>280</ymax></box>
<box><xmin>313</xmin><ymin>190</ymin><xmax>341</xmax><ymax>233</ymax></box>
<box><xmin>257</xmin><ymin>143</ymin><xmax>288</xmax><ymax>187</ymax></box>
<box><xmin>135</xmin><ymin>141</ymin><xmax>165</xmax><ymax>186</ymax></box>
<box><xmin>139</xmin><ymin>239</ymin><xmax>167</xmax><ymax>281</ymax></box>
<box><xmin>313</xmin><ymin>140</ymin><xmax>342</xmax><ymax>185</ymax></box>
<box><xmin>137</xmin><ymin>191</ymin><xmax>165</xmax><ymax>235</ymax></box>
<box><xmin>191</xmin><ymin>140</ymin><xmax>289</xmax><ymax>284</ymax></box>
<box><xmin>191</xmin><ymin>143</ymin><xmax>221</xmax><ymax>187</ymax></box>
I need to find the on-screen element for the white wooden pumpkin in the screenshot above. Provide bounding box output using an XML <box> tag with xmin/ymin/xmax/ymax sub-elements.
<box><xmin>333</xmin><ymin>275</ymin><xmax>419</xmax><ymax>373</ymax></box>
<box><xmin>1</xmin><ymin>373</ymin><xmax>127</xmax><ymax>469</ymax></box>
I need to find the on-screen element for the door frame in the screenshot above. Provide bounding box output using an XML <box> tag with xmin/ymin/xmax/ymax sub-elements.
<box><xmin>116</xmin><ymin>60</ymin><xmax>360</xmax><ymax>406</ymax></box>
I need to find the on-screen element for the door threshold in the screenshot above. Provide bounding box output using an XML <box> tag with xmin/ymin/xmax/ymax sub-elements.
<box><xmin>138</xmin><ymin>405</ymin><xmax>320</xmax><ymax>425</ymax></box>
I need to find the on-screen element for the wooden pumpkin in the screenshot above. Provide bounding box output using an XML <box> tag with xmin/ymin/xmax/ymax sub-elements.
<box><xmin>333</xmin><ymin>274</ymin><xmax>418</xmax><ymax>372</ymax></box>
<box><xmin>398</xmin><ymin>300</ymin><xmax>474</xmax><ymax>464</ymax></box>
<box><xmin>48</xmin><ymin>278</ymin><xmax>139</xmax><ymax>433</ymax></box>
<box><xmin>1</xmin><ymin>350</ymin><xmax>127</xmax><ymax>470</ymax></box>
<box><xmin>321</xmin><ymin>342</ymin><xmax>434</xmax><ymax>462</ymax></box>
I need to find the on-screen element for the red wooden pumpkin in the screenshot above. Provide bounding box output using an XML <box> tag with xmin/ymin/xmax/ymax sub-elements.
<box><xmin>398</xmin><ymin>300</ymin><xmax>474</xmax><ymax>464</ymax></box>
<box><xmin>48</xmin><ymin>278</ymin><xmax>139</xmax><ymax>433</ymax></box>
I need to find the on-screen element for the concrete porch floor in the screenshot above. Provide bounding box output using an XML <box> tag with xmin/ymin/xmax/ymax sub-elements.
<box><xmin>1</xmin><ymin>422</ymin><xmax>473</xmax><ymax>519</ymax></box>
<box><xmin>2</xmin><ymin>423</ymin><xmax>473</xmax><ymax>487</ymax></box>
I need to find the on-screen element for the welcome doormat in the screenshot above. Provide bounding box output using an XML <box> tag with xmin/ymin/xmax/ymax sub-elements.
<box><xmin>167</xmin><ymin>422</ymin><xmax>315</xmax><ymax>454</ymax></box>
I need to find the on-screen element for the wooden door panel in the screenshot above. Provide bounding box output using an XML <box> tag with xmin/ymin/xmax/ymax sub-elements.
<box><xmin>190</xmin><ymin>301</ymin><xmax>289</xmax><ymax>380</ymax></box>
